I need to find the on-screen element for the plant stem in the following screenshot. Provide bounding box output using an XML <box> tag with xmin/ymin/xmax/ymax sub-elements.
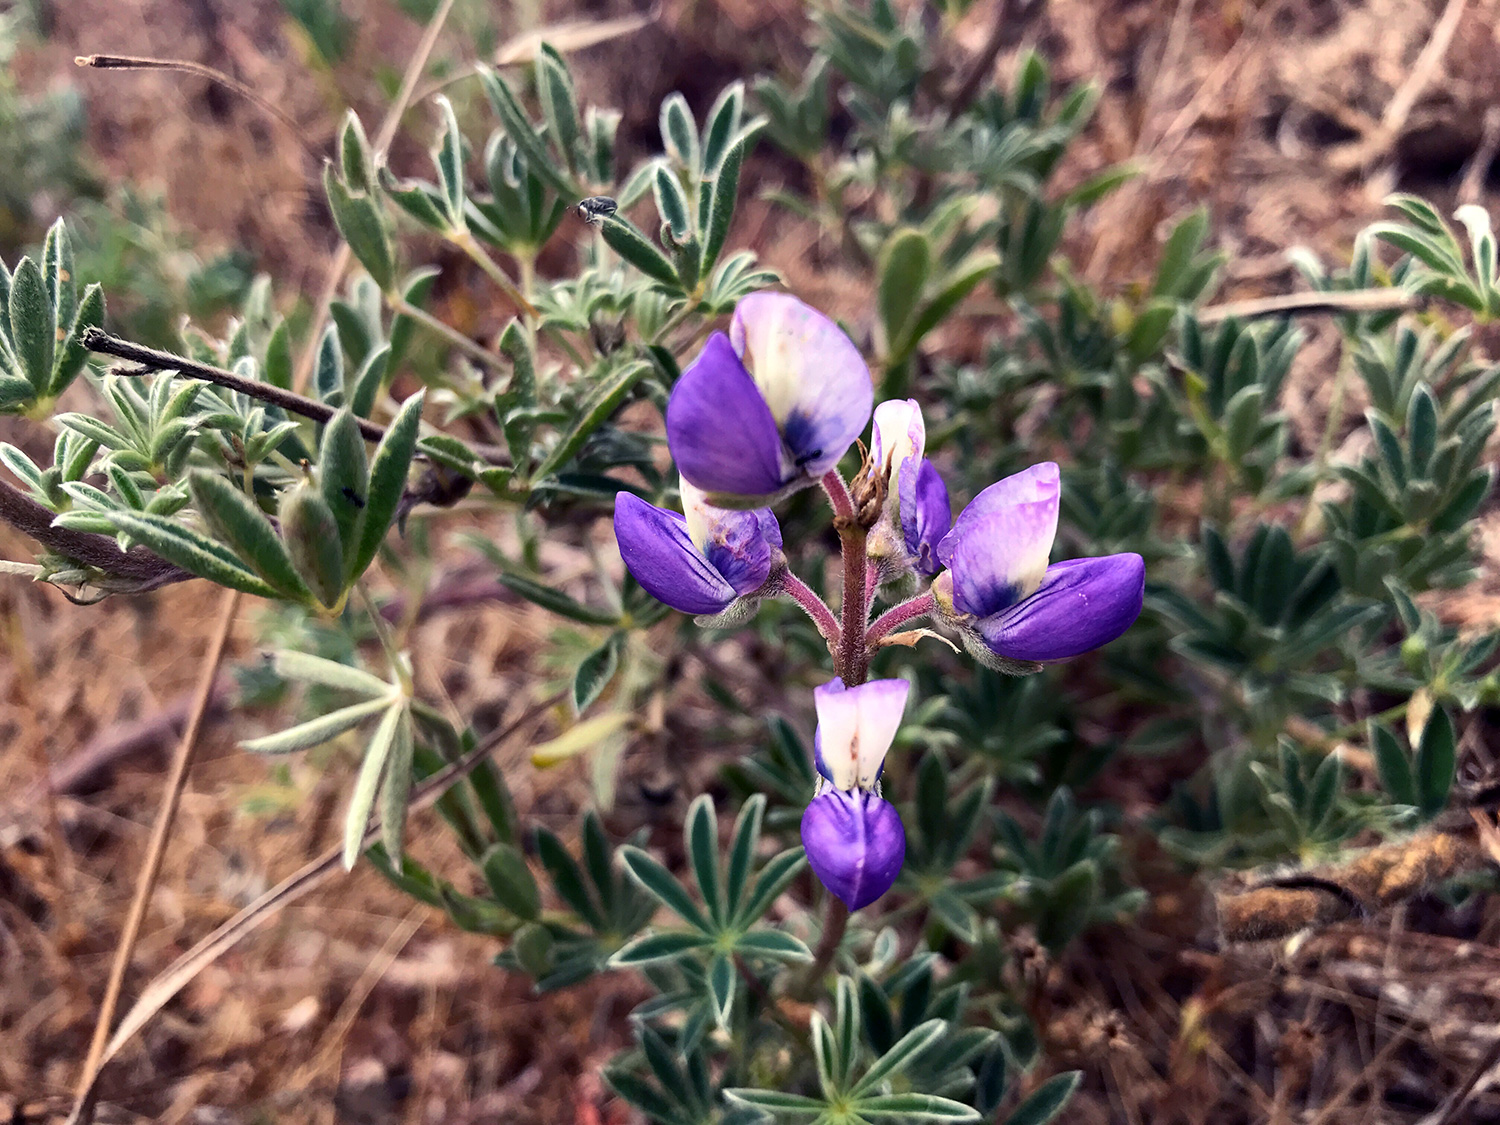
<box><xmin>799</xmin><ymin>897</ymin><xmax>849</xmax><ymax>999</ymax></box>
<box><xmin>775</xmin><ymin>569</ymin><xmax>841</xmax><ymax>653</ymax></box>
<box><xmin>84</xmin><ymin>329</ymin><xmax>388</xmax><ymax>441</ymax></box>
<box><xmin>451</xmin><ymin>230</ymin><xmax>539</xmax><ymax>317</ymax></box>
<box><xmin>838</xmin><ymin>524</ymin><xmax>870</xmax><ymax>686</ymax></box>
<box><xmin>821</xmin><ymin>468</ymin><xmax>855</xmax><ymax>524</ymax></box>
<box><xmin>388</xmin><ymin>296</ymin><xmax>508</xmax><ymax>373</ymax></box>
<box><xmin>867</xmin><ymin>590</ymin><xmax>936</xmax><ymax>644</ymax></box>
<box><xmin>72</xmin><ymin>589</ymin><xmax>240</xmax><ymax>1123</ymax></box>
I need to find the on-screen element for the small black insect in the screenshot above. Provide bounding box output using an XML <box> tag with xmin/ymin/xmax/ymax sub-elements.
<box><xmin>576</xmin><ymin>195</ymin><xmax>619</xmax><ymax>227</ymax></box>
<box><xmin>341</xmin><ymin>486</ymin><xmax>366</xmax><ymax>509</ymax></box>
<box><xmin>794</xmin><ymin>448</ymin><xmax>824</xmax><ymax>469</ymax></box>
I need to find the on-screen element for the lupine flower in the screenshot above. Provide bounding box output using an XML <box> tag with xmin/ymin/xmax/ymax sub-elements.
<box><xmin>933</xmin><ymin>462</ymin><xmax>1144</xmax><ymax>664</ymax></box>
<box><xmin>801</xmin><ymin>677</ymin><xmax>909</xmax><ymax>910</ymax></box>
<box><xmin>614</xmin><ymin>477</ymin><xmax>782</xmax><ymax>616</ymax></box>
<box><xmin>866</xmin><ymin>398</ymin><xmax>951</xmax><ymax>577</ymax></box>
<box><xmin>666</xmin><ymin>292</ymin><xmax>874</xmax><ymax>504</ymax></box>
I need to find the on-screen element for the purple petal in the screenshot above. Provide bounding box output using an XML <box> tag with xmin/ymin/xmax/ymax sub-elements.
<box><xmin>614</xmin><ymin>493</ymin><xmax>738</xmax><ymax>615</ymax></box>
<box><xmin>977</xmin><ymin>553</ymin><xmax>1145</xmax><ymax>662</ymax></box>
<box><xmin>801</xmin><ymin>790</ymin><xmax>906</xmax><ymax>910</ymax></box>
<box><xmin>731</xmin><ymin>293</ymin><xmax>872</xmax><ymax>478</ymax></box>
<box><xmin>939</xmin><ymin>464</ymin><xmax>1061</xmax><ymax>617</ymax></box>
<box><xmin>680</xmin><ymin>478</ymin><xmax>781</xmax><ymax>596</ymax></box>
<box><xmin>936</xmin><ymin>462</ymin><xmax>1060</xmax><ymax>569</ymax></box>
<box><xmin>813</xmin><ymin>677</ymin><xmax>909</xmax><ymax>790</ymax></box>
<box><xmin>901</xmin><ymin>458</ymin><xmax>951</xmax><ymax>577</ymax></box>
<box><xmin>667</xmin><ymin>332</ymin><xmax>788</xmax><ymax>496</ymax></box>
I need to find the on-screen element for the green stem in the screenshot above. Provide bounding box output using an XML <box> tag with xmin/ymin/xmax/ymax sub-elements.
<box><xmin>388</xmin><ymin>295</ymin><xmax>507</xmax><ymax>373</ymax></box>
<box><xmin>450</xmin><ymin>230</ymin><xmax>538</xmax><ymax>317</ymax></box>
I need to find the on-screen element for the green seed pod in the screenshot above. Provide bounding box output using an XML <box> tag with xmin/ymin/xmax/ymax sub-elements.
<box><xmin>280</xmin><ymin>483</ymin><xmax>346</xmax><ymax>609</ymax></box>
<box><xmin>1401</xmin><ymin>635</ymin><xmax>1429</xmax><ymax>674</ymax></box>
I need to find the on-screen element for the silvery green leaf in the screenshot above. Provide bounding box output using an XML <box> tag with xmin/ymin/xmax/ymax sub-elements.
<box><xmin>599</xmin><ymin>215</ymin><xmax>679</xmax><ymax>286</ymax></box>
<box><xmin>241</xmin><ymin>695</ymin><xmax>393</xmax><ymax>755</ymax></box>
<box><xmin>849</xmin><ymin>1020</ymin><xmax>947</xmax><ymax>1098</ymax></box>
<box><xmin>339</xmin><ymin>110</ymin><xmax>375</xmax><ymax>194</ymax></box>
<box><xmin>481</xmin><ymin>842</ymin><xmax>542</xmax><ymax>920</ymax></box>
<box><xmin>536</xmin><ymin>46</ymin><xmax>582</xmax><ymax>177</ymax></box>
<box><xmin>1004</xmin><ymin>1071</ymin><xmax>1081</xmax><ymax>1125</ymax></box>
<box><xmin>707</xmin><ymin>952</ymin><xmax>735</xmax><ymax>1029</ymax></box>
<box><xmin>607</xmin><ymin>930</ymin><xmax>711</xmax><ymax>966</ymax></box>
<box><xmin>477</xmin><ymin>67</ymin><xmax>577</xmax><ymax>196</ymax></box>
<box><xmin>732</xmin><ymin>930</ymin><xmax>812</xmax><ymax>962</ymax></box>
<box><xmin>271</xmin><ymin>650</ymin><xmax>393</xmax><ymax>697</ymax></box>
<box><xmin>10</xmin><ymin>258</ymin><xmax>56</xmax><ymax>393</ymax></box>
<box><xmin>347</xmin><ymin>390</ymin><xmax>424</xmax><ymax>581</ymax></box>
<box><xmin>324</xmin><ymin>166</ymin><xmax>397</xmax><ymax>293</ymax></box>
<box><xmin>533</xmin><ymin>359</ymin><xmax>648</xmax><ymax>480</ymax></box>
<box><xmin>0</xmin><ymin>443</ymin><xmax>44</xmax><ymax>494</ymax></box>
<box><xmin>721</xmin><ymin>1089</ymin><xmax>825</xmax><ymax>1117</ymax></box>
<box><xmin>314</xmin><ymin>323</ymin><xmax>345</xmax><ymax>404</ymax></box>
<box><xmin>52</xmin><ymin>283</ymin><xmax>104</xmax><ymax>397</ymax></box>
<box><xmin>572</xmin><ymin>631</ymin><xmax>621</xmax><ymax>713</ymax></box>
<box><xmin>318</xmin><ymin>409</ymin><xmax>369</xmax><ymax>556</ymax></box>
<box><xmin>856</xmin><ymin>1094</ymin><xmax>980</xmax><ymax>1121</ymax></box>
<box><xmin>724</xmin><ymin>793</ymin><xmax>765</xmax><ymax>911</ymax></box>
<box><xmin>433</xmin><ymin>95</ymin><xmax>468</xmax><ymax>228</ymax></box>
<box><xmin>342</xmin><ymin>700</ymin><xmax>407</xmax><ymax>869</ymax></box>
<box><xmin>700</xmin><ymin>81</ymin><xmax>744</xmax><ymax>177</ymax></box>
<box><xmin>80</xmin><ymin>509</ymin><xmax>279</xmax><ymax>597</ymax></box>
<box><xmin>350</xmin><ymin>344</ymin><xmax>389</xmax><ymax>420</ymax></box>
<box><xmin>280</xmin><ymin>484</ymin><xmax>346</xmax><ymax>607</ymax></box>
<box><xmin>379</xmin><ymin>706</ymin><xmax>415</xmax><ymax>861</ymax></box>
<box><xmin>659</xmin><ymin>92</ymin><xmax>699</xmax><ymax>173</ymax></box>
<box><xmin>618</xmin><ymin>845</ymin><xmax>713</xmax><ymax>933</ymax></box>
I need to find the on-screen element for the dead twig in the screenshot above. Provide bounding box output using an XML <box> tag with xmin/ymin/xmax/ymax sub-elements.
<box><xmin>71</xmin><ymin>589</ymin><xmax>241</xmax><ymax>1125</ymax></box>
<box><xmin>1196</xmin><ymin>289</ymin><xmax>1421</xmax><ymax>325</ymax></box>
<box><xmin>1327</xmin><ymin>0</ymin><xmax>1470</xmax><ymax>172</ymax></box>
<box><xmin>74</xmin><ymin>54</ymin><xmax>318</xmax><ymax>158</ymax></box>
<box><xmin>0</xmin><ymin>476</ymin><xmax>191</xmax><ymax>590</ymax></box>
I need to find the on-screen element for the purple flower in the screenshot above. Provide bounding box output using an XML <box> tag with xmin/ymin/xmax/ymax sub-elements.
<box><xmin>867</xmin><ymin>399</ymin><xmax>951</xmax><ymax>577</ymax></box>
<box><xmin>801</xmin><ymin>676</ymin><xmax>909</xmax><ymax>910</ymax></box>
<box><xmin>801</xmin><ymin>788</ymin><xmax>906</xmax><ymax>911</ymax></box>
<box><xmin>665</xmin><ymin>293</ymin><xmax>874</xmax><ymax>504</ymax></box>
<box><xmin>933</xmin><ymin>462</ymin><xmax>1144</xmax><ymax>664</ymax></box>
<box><xmin>614</xmin><ymin>477</ymin><xmax>782</xmax><ymax>616</ymax></box>
<box><xmin>810</xmin><ymin>676</ymin><xmax>910</xmax><ymax>790</ymax></box>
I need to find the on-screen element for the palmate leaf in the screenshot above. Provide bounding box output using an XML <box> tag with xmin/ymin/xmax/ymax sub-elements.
<box><xmin>685</xmin><ymin>794</ymin><xmax>725</xmax><ymax>925</ymax></box>
<box><xmin>849</xmin><ymin>1020</ymin><xmax>948</xmax><ymax>1098</ymax></box>
<box><xmin>618</xmin><ymin>845</ymin><xmax>714</xmax><ymax>933</ymax></box>
<box><xmin>534</xmin><ymin>358</ymin><xmax>649</xmax><ymax>480</ymax></box>
<box><xmin>56</xmin><ymin>509</ymin><xmax>278</xmax><ymax>597</ymax></box>
<box><xmin>608</xmin><ymin>930</ymin><xmax>711</xmax><ymax>966</ymax></box>
<box><xmin>856</xmin><ymin>1093</ymin><xmax>980</xmax><ymax>1121</ymax></box>
<box><xmin>1004</xmin><ymin>1071</ymin><xmax>1081</xmax><ymax>1125</ymax></box>
<box><xmin>240</xmin><ymin>695</ymin><xmax>394</xmax><ymax>755</ymax></box>
<box><xmin>343</xmin><ymin>701</ymin><xmax>408</xmax><ymax>869</ymax></box>
<box><xmin>188</xmin><ymin>472</ymin><xmax>311</xmax><ymax>602</ymax></box>
<box><xmin>722</xmin><ymin>1089</ymin><xmax>825</xmax><ymax>1118</ymax></box>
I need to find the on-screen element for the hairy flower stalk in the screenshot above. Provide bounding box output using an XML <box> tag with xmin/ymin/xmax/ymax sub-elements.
<box><xmin>616</xmin><ymin>292</ymin><xmax>1148</xmax><ymax>913</ymax></box>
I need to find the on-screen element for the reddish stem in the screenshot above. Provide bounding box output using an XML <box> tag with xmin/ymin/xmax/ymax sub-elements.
<box><xmin>820</xmin><ymin>468</ymin><xmax>855</xmax><ymax>524</ymax></box>
<box><xmin>776</xmin><ymin>569</ymin><xmax>841</xmax><ymax>652</ymax></box>
<box><xmin>866</xmin><ymin>591</ymin><xmax>936</xmax><ymax>644</ymax></box>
